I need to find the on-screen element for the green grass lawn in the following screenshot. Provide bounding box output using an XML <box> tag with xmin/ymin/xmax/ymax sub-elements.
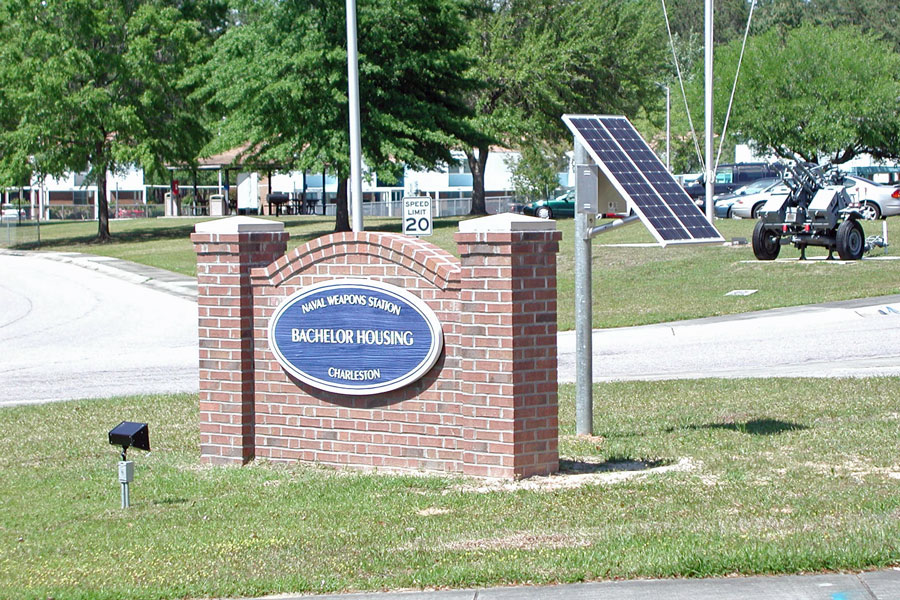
<box><xmin>16</xmin><ymin>215</ymin><xmax>900</xmax><ymax>330</ymax></box>
<box><xmin>1</xmin><ymin>379</ymin><xmax>898</xmax><ymax>599</ymax></box>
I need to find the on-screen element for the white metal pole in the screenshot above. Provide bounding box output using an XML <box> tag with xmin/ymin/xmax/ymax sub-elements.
<box><xmin>665</xmin><ymin>85</ymin><xmax>671</xmax><ymax>171</ymax></box>
<box><xmin>704</xmin><ymin>0</ymin><xmax>715</xmax><ymax>221</ymax></box>
<box><xmin>346</xmin><ymin>0</ymin><xmax>363</xmax><ymax>232</ymax></box>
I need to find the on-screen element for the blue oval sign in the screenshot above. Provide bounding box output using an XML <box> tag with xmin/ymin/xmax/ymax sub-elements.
<box><xmin>268</xmin><ymin>279</ymin><xmax>444</xmax><ymax>395</ymax></box>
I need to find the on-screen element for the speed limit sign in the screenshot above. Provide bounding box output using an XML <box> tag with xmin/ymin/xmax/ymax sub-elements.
<box><xmin>402</xmin><ymin>196</ymin><xmax>433</xmax><ymax>237</ymax></box>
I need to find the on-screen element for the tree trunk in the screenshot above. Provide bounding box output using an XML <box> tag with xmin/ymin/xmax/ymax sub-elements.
<box><xmin>96</xmin><ymin>170</ymin><xmax>111</xmax><ymax>242</ymax></box>
<box><xmin>466</xmin><ymin>146</ymin><xmax>491</xmax><ymax>216</ymax></box>
<box><xmin>334</xmin><ymin>176</ymin><xmax>351</xmax><ymax>232</ymax></box>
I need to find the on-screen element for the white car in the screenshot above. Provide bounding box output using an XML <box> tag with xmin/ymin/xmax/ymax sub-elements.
<box><xmin>0</xmin><ymin>207</ymin><xmax>26</xmax><ymax>220</ymax></box>
<box><xmin>841</xmin><ymin>175</ymin><xmax>900</xmax><ymax>220</ymax></box>
<box><xmin>727</xmin><ymin>179</ymin><xmax>790</xmax><ymax>219</ymax></box>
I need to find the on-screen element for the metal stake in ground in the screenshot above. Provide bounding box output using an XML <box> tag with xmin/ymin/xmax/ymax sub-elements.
<box><xmin>108</xmin><ymin>422</ymin><xmax>150</xmax><ymax>509</ymax></box>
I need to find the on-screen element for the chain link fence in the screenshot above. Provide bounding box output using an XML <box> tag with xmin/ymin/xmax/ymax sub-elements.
<box><xmin>0</xmin><ymin>215</ymin><xmax>40</xmax><ymax>249</ymax></box>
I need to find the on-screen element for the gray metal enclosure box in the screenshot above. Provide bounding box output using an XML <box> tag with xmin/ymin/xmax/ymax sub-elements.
<box><xmin>576</xmin><ymin>164</ymin><xmax>599</xmax><ymax>214</ymax></box>
<box><xmin>576</xmin><ymin>163</ymin><xmax>629</xmax><ymax>216</ymax></box>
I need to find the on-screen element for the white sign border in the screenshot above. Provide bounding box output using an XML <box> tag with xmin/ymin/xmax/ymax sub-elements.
<box><xmin>402</xmin><ymin>196</ymin><xmax>433</xmax><ymax>237</ymax></box>
<box><xmin>268</xmin><ymin>278</ymin><xmax>444</xmax><ymax>396</ymax></box>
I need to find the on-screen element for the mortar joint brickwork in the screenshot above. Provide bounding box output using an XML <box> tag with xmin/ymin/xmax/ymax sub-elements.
<box><xmin>194</xmin><ymin>216</ymin><xmax>559</xmax><ymax>478</ymax></box>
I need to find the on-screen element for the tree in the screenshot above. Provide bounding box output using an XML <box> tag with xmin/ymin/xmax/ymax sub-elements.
<box><xmin>199</xmin><ymin>0</ymin><xmax>485</xmax><ymax>233</ymax></box>
<box><xmin>0</xmin><ymin>0</ymin><xmax>221</xmax><ymax>241</ymax></box>
<box><xmin>0</xmin><ymin>4</ymin><xmax>32</xmax><ymax>189</ymax></box>
<box><xmin>660</xmin><ymin>0</ymin><xmax>751</xmax><ymax>44</ymax></box>
<box><xmin>506</xmin><ymin>143</ymin><xmax>565</xmax><ymax>203</ymax></box>
<box><xmin>750</xmin><ymin>0</ymin><xmax>806</xmax><ymax>36</ymax></box>
<box><xmin>809</xmin><ymin>0</ymin><xmax>900</xmax><ymax>52</ymax></box>
<box><xmin>462</xmin><ymin>0</ymin><xmax>667</xmax><ymax>214</ymax></box>
<box><xmin>712</xmin><ymin>24</ymin><xmax>900</xmax><ymax>164</ymax></box>
<box><xmin>750</xmin><ymin>0</ymin><xmax>900</xmax><ymax>51</ymax></box>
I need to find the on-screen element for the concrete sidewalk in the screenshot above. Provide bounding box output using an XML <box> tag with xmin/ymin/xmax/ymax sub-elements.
<box><xmin>1</xmin><ymin>249</ymin><xmax>198</xmax><ymax>301</ymax></box>
<box><xmin>248</xmin><ymin>569</ymin><xmax>900</xmax><ymax>600</ymax></box>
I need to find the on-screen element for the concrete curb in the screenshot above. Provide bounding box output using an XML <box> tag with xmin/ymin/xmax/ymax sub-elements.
<box><xmin>235</xmin><ymin>569</ymin><xmax>900</xmax><ymax>600</ymax></box>
<box><xmin>0</xmin><ymin>249</ymin><xmax>198</xmax><ymax>301</ymax></box>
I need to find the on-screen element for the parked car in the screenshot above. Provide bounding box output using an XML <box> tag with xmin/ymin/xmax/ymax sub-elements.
<box><xmin>684</xmin><ymin>162</ymin><xmax>780</xmax><ymax>210</ymax></box>
<box><xmin>523</xmin><ymin>190</ymin><xmax>575</xmax><ymax>219</ymax></box>
<box><xmin>1</xmin><ymin>207</ymin><xmax>26</xmax><ymax>220</ymax></box>
<box><xmin>840</xmin><ymin>175</ymin><xmax>900</xmax><ymax>220</ymax></box>
<box><xmin>725</xmin><ymin>178</ymin><xmax>791</xmax><ymax>219</ymax></box>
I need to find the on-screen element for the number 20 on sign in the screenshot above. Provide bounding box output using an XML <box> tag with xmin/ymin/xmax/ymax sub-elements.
<box><xmin>402</xmin><ymin>196</ymin><xmax>433</xmax><ymax>237</ymax></box>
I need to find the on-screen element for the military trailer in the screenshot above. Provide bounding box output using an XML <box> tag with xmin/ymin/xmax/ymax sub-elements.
<box><xmin>752</xmin><ymin>162</ymin><xmax>867</xmax><ymax>261</ymax></box>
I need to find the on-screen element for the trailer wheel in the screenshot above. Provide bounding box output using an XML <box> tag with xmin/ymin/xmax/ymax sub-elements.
<box><xmin>752</xmin><ymin>221</ymin><xmax>780</xmax><ymax>260</ymax></box>
<box><xmin>836</xmin><ymin>219</ymin><xmax>865</xmax><ymax>260</ymax></box>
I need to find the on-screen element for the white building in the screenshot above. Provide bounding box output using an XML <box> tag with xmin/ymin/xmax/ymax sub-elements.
<box><xmin>1</xmin><ymin>166</ymin><xmax>148</xmax><ymax>220</ymax></box>
<box><xmin>4</xmin><ymin>150</ymin><xmax>526</xmax><ymax>219</ymax></box>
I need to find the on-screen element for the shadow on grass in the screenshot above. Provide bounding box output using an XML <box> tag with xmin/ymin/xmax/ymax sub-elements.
<box><xmin>559</xmin><ymin>457</ymin><xmax>673</xmax><ymax>474</ymax></box>
<box><xmin>19</xmin><ymin>213</ymin><xmax>471</xmax><ymax>251</ymax></box>
<box><xmin>668</xmin><ymin>418</ymin><xmax>808</xmax><ymax>436</ymax></box>
<box><xmin>14</xmin><ymin>221</ymin><xmax>201</xmax><ymax>250</ymax></box>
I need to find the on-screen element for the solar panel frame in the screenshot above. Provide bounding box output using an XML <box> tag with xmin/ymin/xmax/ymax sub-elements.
<box><xmin>563</xmin><ymin>114</ymin><xmax>723</xmax><ymax>246</ymax></box>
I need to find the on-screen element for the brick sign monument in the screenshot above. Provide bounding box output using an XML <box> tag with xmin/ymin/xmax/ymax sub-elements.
<box><xmin>192</xmin><ymin>214</ymin><xmax>561</xmax><ymax>479</ymax></box>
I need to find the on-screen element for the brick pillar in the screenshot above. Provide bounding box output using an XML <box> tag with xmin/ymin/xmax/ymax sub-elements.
<box><xmin>455</xmin><ymin>214</ymin><xmax>561</xmax><ymax>478</ymax></box>
<box><xmin>191</xmin><ymin>217</ymin><xmax>289</xmax><ymax>464</ymax></box>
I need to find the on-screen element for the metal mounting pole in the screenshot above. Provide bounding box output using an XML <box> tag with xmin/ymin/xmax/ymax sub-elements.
<box><xmin>704</xmin><ymin>0</ymin><xmax>715</xmax><ymax>222</ymax></box>
<box><xmin>117</xmin><ymin>459</ymin><xmax>134</xmax><ymax>509</ymax></box>
<box><xmin>346</xmin><ymin>0</ymin><xmax>363</xmax><ymax>232</ymax></box>
<box><xmin>574</xmin><ymin>139</ymin><xmax>594</xmax><ymax>436</ymax></box>
<box><xmin>665</xmin><ymin>85</ymin><xmax>671</xmax><ymax>171</ymax></box>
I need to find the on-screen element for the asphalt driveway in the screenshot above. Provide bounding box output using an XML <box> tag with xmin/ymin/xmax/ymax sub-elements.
<box><xmin>0</xmin><ymin>252</ymin><xmax>197</xmax><ymax>406</ymax></box>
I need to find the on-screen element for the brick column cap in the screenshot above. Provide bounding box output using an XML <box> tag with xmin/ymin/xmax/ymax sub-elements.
<box><xmin>458</xmin><ymin>213</ymin><xmax>557</xmax><ymax>234</ymax></box>
<box><xmin>195</xmin><ymin>216</ymin><xmax>285</xmax><ymax>235</ymax></box>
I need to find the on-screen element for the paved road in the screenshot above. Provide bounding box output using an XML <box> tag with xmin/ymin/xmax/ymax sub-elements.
<box><xmin>0</xmin><ymin>252</ymin><xmax>197</xmax><ymax>406</ymax></box>
<box><xmin>4</xmin><ymin>250</ymin><xmax>900</xmax><ymax>407</ymax></box>
<box><xmin>557</xmin><ymin>294</ymin><xmax>900</xmax><ymax>383</ymax></box>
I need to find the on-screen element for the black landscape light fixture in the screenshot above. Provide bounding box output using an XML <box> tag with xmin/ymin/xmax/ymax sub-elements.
<box><xmin>108</xmin><ymin>421</ymin><xmax>150</xmax><ymax>460</ymax></box>
<box><xmin>108</xmin><ymin>421</ymin><xmax>150</xmax><ymax>508</ymax></box>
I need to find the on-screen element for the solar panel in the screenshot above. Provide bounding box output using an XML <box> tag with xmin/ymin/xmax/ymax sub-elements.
<box><xmin>563</xmin><ymin>114</ymin><xmax>723</xmax><ymax>245</ymax></box>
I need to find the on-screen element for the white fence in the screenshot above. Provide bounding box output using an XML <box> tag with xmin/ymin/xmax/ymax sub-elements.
<box><xmin>358</xmin><ymin>196</ymin><xmax>518</xmax><ymax>218</ymax></box>
<box><xmin>6</xmin><ymin>194</ymin><xmax>521</xmax><ymax>223</ymax></box>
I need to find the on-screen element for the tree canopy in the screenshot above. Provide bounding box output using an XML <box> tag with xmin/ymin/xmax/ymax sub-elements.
<box><xmin>752</xmin><ymin>0</ymin><xmax>900</xmax><ymax>52</ymax></box>
<box><xmin>710</xmin><ymin>24</ymin><xmax>900</xmax><ymax>164</ymax></box>
<box><xmin>199</xmin><ymin>0</ymin><xmax>486</xmax><ymax>232</ymax></box>
<box><xmin>661</xmin><ymin>0</ymin><xmax>751</xmax><ymax>44</ymax></box>
<box><xmin>654</xmin><ymin>1</ymin><xmax>900</xmax><ymax>172</ymax></box>
<box><xmin>462</xmin><ymin>0</ymin><xmax>667</xmax><ymax>213</ymax></box>
<box><xmin>0</xmin><ymin>0</ymin><xmax>220</xmax><ymax>240</ymax></box>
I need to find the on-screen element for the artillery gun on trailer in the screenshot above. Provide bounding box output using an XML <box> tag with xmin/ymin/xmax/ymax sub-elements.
<box><xmin>752</xmin><ymin>161</ymin><xmax>868</xmax><ymax>261</ymax></box>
